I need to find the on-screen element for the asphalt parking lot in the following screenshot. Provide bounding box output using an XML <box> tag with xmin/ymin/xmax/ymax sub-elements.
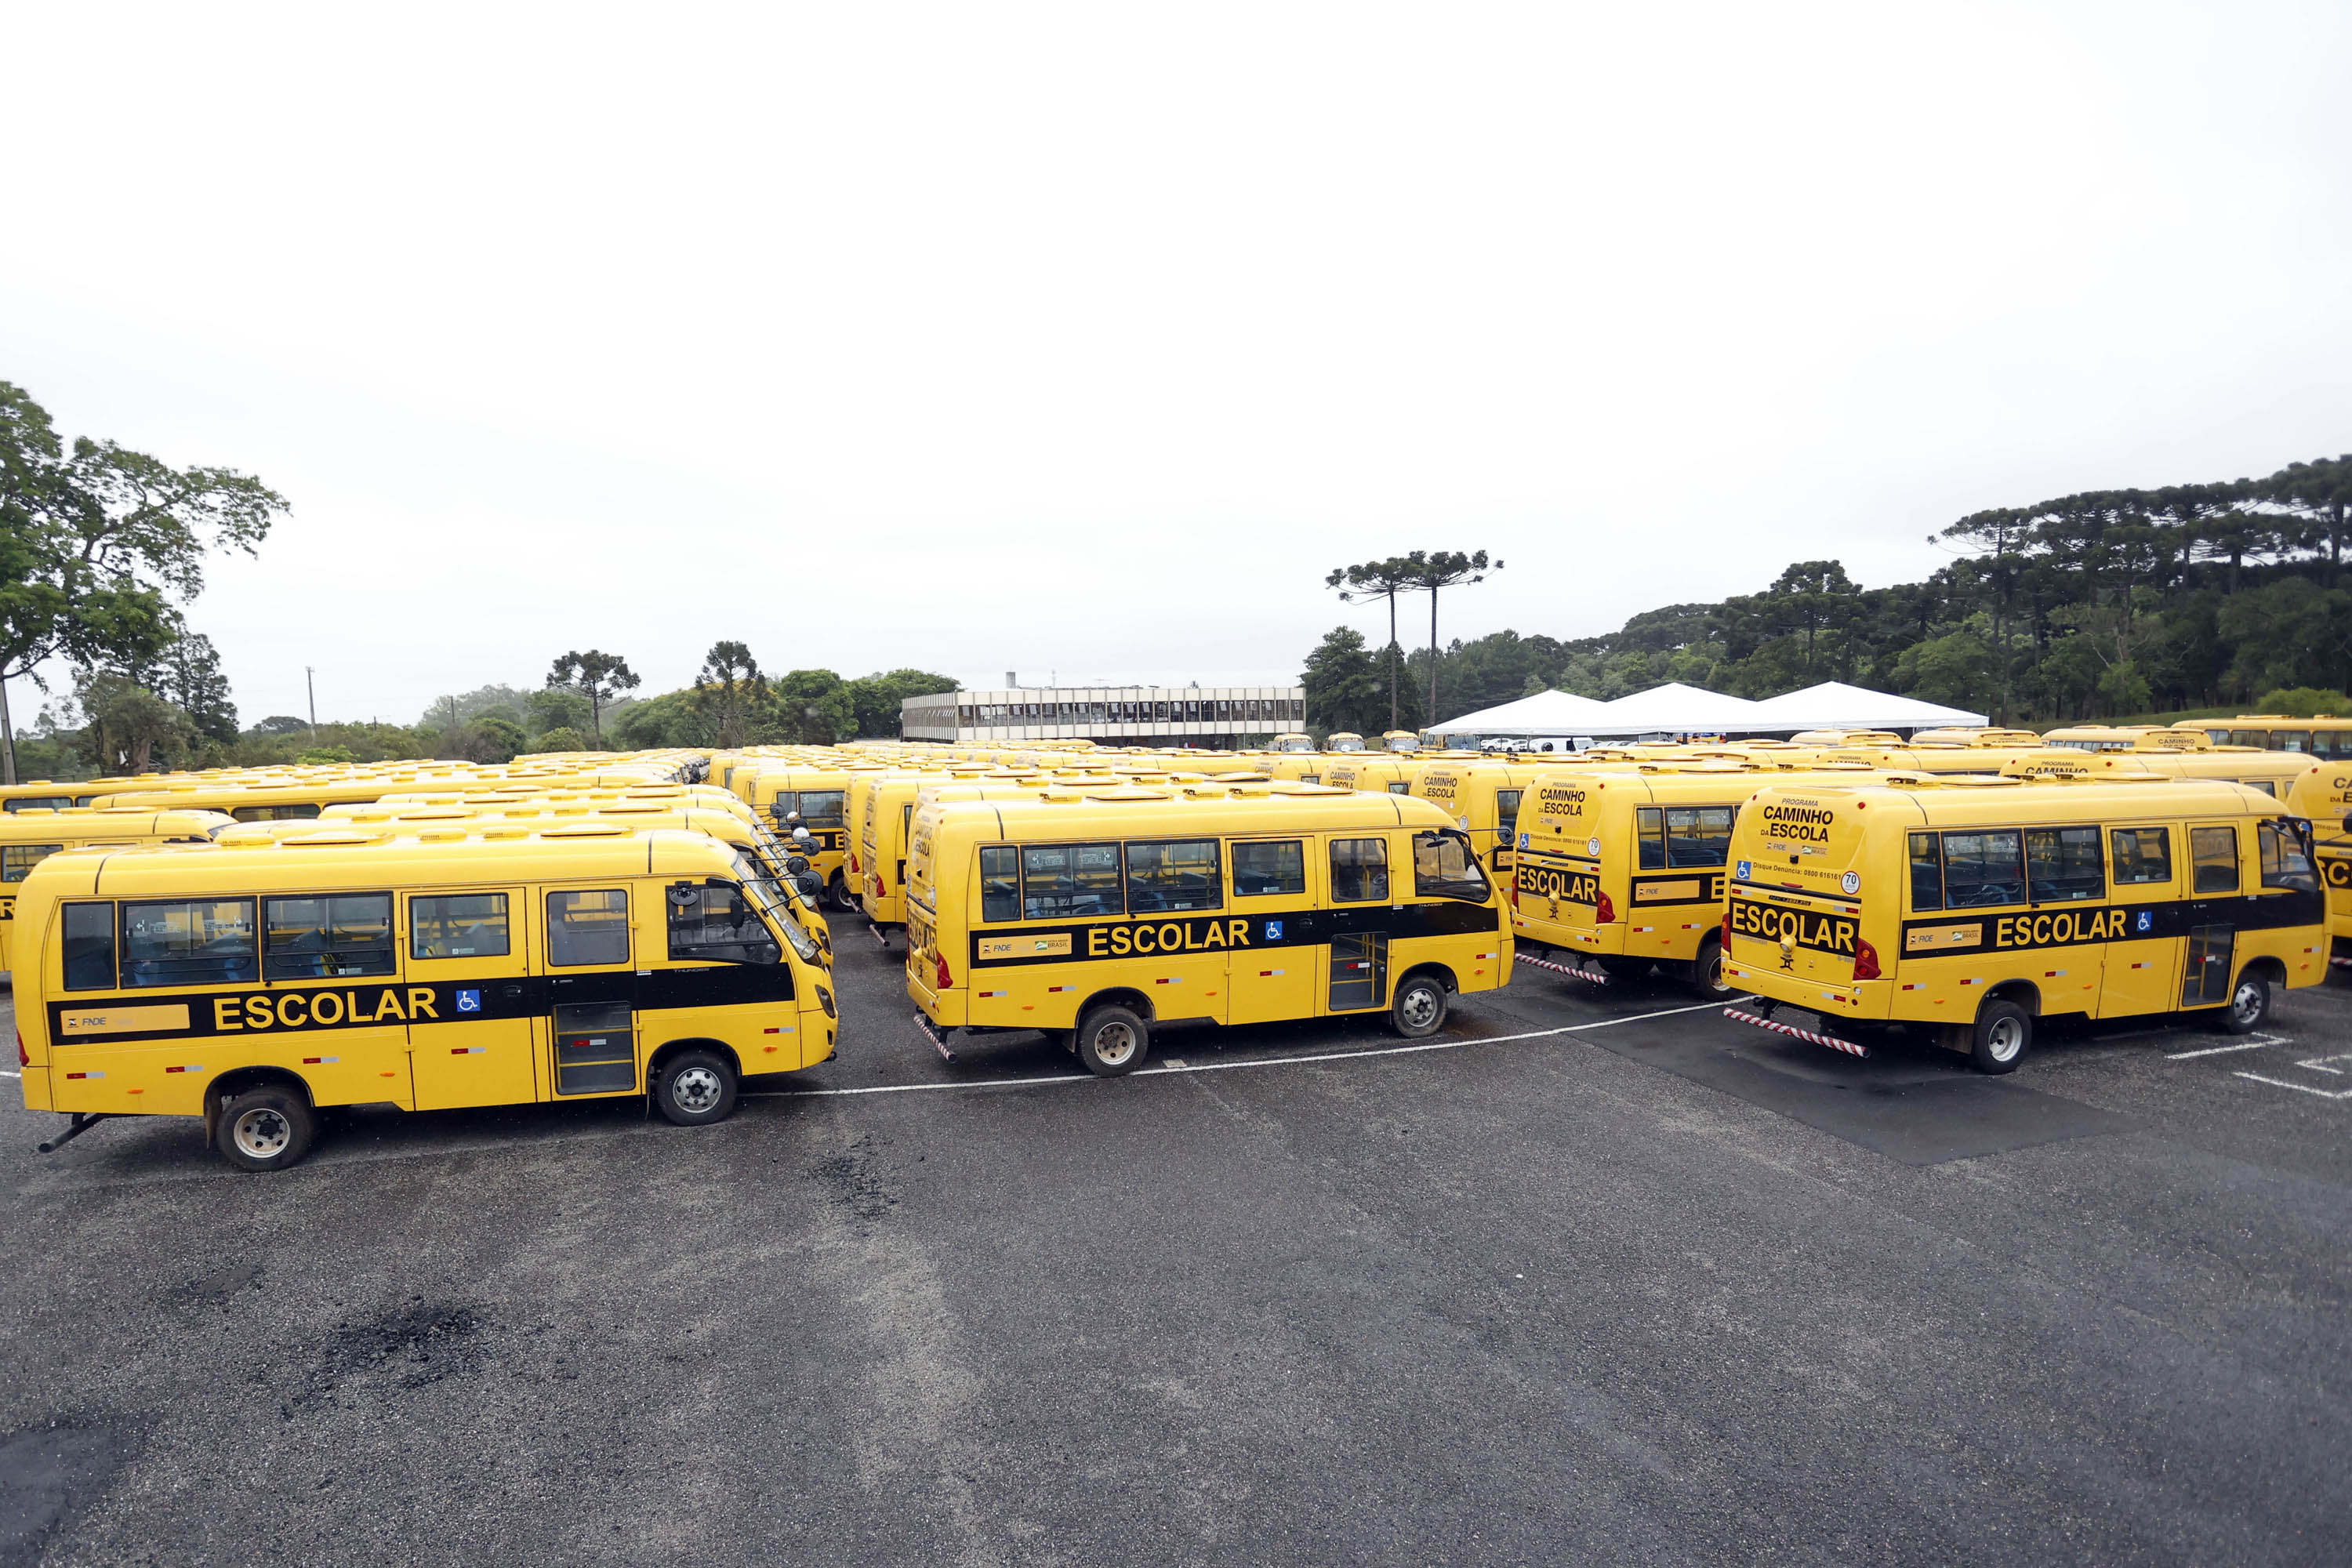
<box><xmin>2</xmin><ymin>926</ymin><xmax>2349</xmax><ymax>1566</ymax></box>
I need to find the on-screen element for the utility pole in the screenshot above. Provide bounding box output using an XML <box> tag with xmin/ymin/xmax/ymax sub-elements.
<box><xmin>306</xmin><ymin>667</ymin><xmax>318</xmax><ymax>744</ymax></box>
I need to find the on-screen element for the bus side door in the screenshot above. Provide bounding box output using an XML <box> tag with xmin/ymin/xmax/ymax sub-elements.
<box><xmin>405</xmin><ymin>887</ymin><xmax>542</xmax><ymax>1109</ymax></box>
<box><xmin>1325</xmin><ymin>831</ymin><xmax>1398</xmax><ymax>1012</ymax></box>
<box><xmin>1226</xmin><ymin>837</ymin><xmax>1316</xmax><ymax>1025</ymax></box>
<box><xmin>2097</xmin><ymin>824</ymin><xmax>2182</xmax><ymax>1019</ymax></box>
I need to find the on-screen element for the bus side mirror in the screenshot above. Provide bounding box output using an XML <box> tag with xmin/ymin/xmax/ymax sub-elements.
<box><xmin>2341</xmin><ymin>813</ymin><xmax>2351</xmax><ymax>836</ymax></box>
<box><xmin>666</xmin><ymin>881</ymin><xmax>700</xmax><ymax>907</ymax></box>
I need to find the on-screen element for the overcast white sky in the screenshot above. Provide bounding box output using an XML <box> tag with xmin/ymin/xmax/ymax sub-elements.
<box><xmin>4</xmin><ymin>2</ymin><xmax>2348</xmax><ymax>727</ymax></box>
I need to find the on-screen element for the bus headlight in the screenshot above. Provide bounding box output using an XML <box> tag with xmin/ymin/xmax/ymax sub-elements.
<box><xmin>816</xmin><ymin>985</ymin><xmax>837</xmax><ymax>1019</ymax></box>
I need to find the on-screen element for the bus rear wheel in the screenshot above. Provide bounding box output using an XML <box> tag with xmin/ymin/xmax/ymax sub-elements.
<box><xmin>1969</xmin><ymin>999</ymin><xmax>2032</xmax><ymax>1075</ymax></box>
<box><xmin>656</xmin><ymin>1049</ymin><xmax>739</xmax><ymax>1126</ymax></box>
<box><xmin>1074</xmin><ymin>1006</ymin><xmax>1149</xmax><ymax>1076</ymax></box>
<box><xmin>1686</xmin><ymin>936</ymin><xmax>1732</xmax><ymax>1000</ymax></box>
<box><xmin>216</xmin><ymin>1085</ymin><xmax>318</xmax><ymax>1173</ymax></box>
<box><xmin>827</xmin><ymin>875</ymin><xmax>859</xmax><ymax>914</ymax></box>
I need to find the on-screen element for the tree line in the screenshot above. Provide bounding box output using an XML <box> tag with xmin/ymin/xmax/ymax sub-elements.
<box><xmin>1305</xmin><ymin>454</ymin><xmax>2352</xmax><ymax>734</ymax></box>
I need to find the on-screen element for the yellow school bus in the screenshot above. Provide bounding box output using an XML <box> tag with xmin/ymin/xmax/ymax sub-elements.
<box><xmin>0</xmin><ymin>809</ymin><xmax>233</xmax><ymax>970</ymax></box>
<box><xmin>16</xmin><ymin>826</ymin><xmax>836</xmax><ymax>1171</ymax></box>
<box><xmin>1409</xmin><ymin>761</ymin><xmax>1539</xmax><ymax>886</ymax></box>
<box><xmin>905</xmin><ymin>788</ymin><xmax>1511</xmax><ymax>1074</ymax></box>
<box><xmin>1511</xmin><ymin>763</ymin><xmax>1878</xmax><ymax>996</ymax></box>
<box><xmin>2199</xmin><ymin>715</ymin><xmax>2352</xmax><ymax>760</ymax></box>
<box><xmin>1720</xmin><ymin>775</ymin><xmax>2325</xmax><ymax>1072</ymax></box>
<box><xmin>1323</xmin><ymin>755</ymin><xmax>1422</xmax><ymax>794</ymax></box>
<box><xmin>2001</xmin><ymin>746</ymin><xmax>2308</xmax><ymax>800</ymax></box>
<box><xmin>0</xmin><ymin>781</ymin><xmax>139</xmax><ymax>813</ymax></box>
<box><xmin>2285</xmin><ymin>760</ymin><xmax>2352</xmax><ymax>969</ymax></box>
<box><xmin>732</xmin><ymin>764</ymin><xmax>886</xmax><ymax>911</ymax></box>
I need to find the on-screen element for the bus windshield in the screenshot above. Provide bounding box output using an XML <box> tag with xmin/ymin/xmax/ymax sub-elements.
<box><xmin>734</xmin><ymin>850</ymin><xmax>820</xmax><ymax>961</ymax></box>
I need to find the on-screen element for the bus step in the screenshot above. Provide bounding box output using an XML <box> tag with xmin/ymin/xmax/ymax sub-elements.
<box><xmin>1722</xmin><ymin>1007</ymin><xmax>1867</xmax><ymax>1059</ymax></box>
<box><xmin>912</xmin><ymin>1013</ymin><xmax>958</xmax><ymax>1063</ymax></box>
<box><xmin>1515</xmin><ymin>950</ymin><xmax>1612</xmax><ymax>985</ymax></box>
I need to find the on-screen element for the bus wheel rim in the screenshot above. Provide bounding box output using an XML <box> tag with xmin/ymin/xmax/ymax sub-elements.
<box><xmin>672</xmin><ymin>1066</ymin><xmax>723</xmax><ymax>1112</ymax></box>
<box><xmin>1093</xmin><ymin>1023</ymin><xmax>1137</xmax><ymax>1065</ymax></box>
<box><xmin>2232</xmin><ymin>981</ymin><xmax>2263</xmax><ymax>1024</ymax></box>
<box><xmin>1987</xmin><ymin>1017</ymin><xmax>2024</xmax><ymax>1062</ymax></box>
<box><xmin>1401</xmin><ymin>987</ymin><xmax>1439</xmax><ymax>1029</ymax></box>
<box><xmin>233</xmin><ymin>1108</ymin><xmax>290</xmax><ymax>1157</ymax></box>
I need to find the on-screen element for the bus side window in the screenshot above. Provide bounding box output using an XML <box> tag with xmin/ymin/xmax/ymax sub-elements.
<box><xmin>265</xmin><ymin>893</ymin><xmax>396</xmax><ymax>979</ymax></box>
<box><xmin>1940</xmin><ymin>832</ymin><xmax>2024</xmax><ymax>908</ymax></box>
<box><xmin>548</xmin><ymin>889</ymin><xmax>632</xmax><ymax>967</ymax></box>
<box><xmin>1330</xmin><ymin>838</ymin><xmax>1388</xmax><ymax>903</ymax></box>
<box><xmin>122</xmin><ymin>898</ymin><xmax>256</xmax><ymax>988</ymax></box>
<box><xmin>2</xmin><ymin>844</ymin><xmax>64</xmax><ymax>882</ymax></box>
<box><xmin>799</xmin><ymin>791</ymin><xmax>846</xmax><ymax>828</ymax></box>
<box><xmin>2229</xmin><ymin>730</ymin><xmax>2270</xmax><ymax>750</ymax></box>
<box><xmin>1909</xmin><ymin>833</ymin><xmax>1943</xmax><ymax>912</ymax></box>
<box><xmin>412</xmin><ymin>893</ymin><xmax>511</xmax><ymax>958</ymax></box>
<box><xmin>2190</xmin><ymin>826</ymin><xmax>2239</xmax><ymax>895</ymax></box>
<box><xmin>1232</xmin><ymin>840</ymin><xmax>1305</xmax><ymax>897</ymax></box>
<box><xmin>1664</xmin><ymin>807</ymin><xmax>1734</xmax><ymax>868</ymax></box>
<box><xmin>2110</xmin><ymin>828</ymin><xmax>2172</xmax><ymax>885</ymax></box>
<box><xmin>2025</xmin><ymin>827</ymin><xmax>2103</xmax><ymax>904</ymax></box>
<box><xmin>1022</xmin><ymin>844</ymin><xmax>1123</xmax><ymax>920</ymax></box>
<box><xmin>1413</xmin><ymin>832</ymin><xmax>1490</xmax><ymax>902</ymax></box>
<box><xmin>63</xmin><ymin>902</ymin><xmax>116</xmax><ymax>991</ymax></box>
<box><xmin>979</xmin><ymin>847</ymin><xmax>1020</xmax><ymax>921</ymax></box>
<box><xmin>1635</xmin><ymin>808</ymin><xmax>1665</xmax><ymax>870</ymax></box>
<box><xmin>1495</xmin><ymin>790</ymin><xmax>1523</xmax><ymax>840</ymax></box>
<box><xmin>2238</xmin><ymin>779</ymin><xmax>2277</xmax><ymax>797</ymax></box>
<box><xmin>768</xmin><ymin>792</ymin><xmax>797</xmax><ymax>823</ymax></box>
<box><xmin>2259</xmin><ymin>819</ymin><xmax>2318</xmax><ymax>891</ymax></box>
<box><xmin>1127</xmin><ymin>839</ymin><xmax>1222</xmax><ymax>913</ymax></box>
<box><xmin>2271</xmin><ymin>731</ymin><xmax>2312</xmax><ymax>754</ymax></box>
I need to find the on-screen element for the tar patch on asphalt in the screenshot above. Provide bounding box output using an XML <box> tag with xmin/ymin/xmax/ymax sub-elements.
<box><xmin>0</xmin><ymin>1425</ymin><xmax>120</xmax><ymax>1568</ymax></box>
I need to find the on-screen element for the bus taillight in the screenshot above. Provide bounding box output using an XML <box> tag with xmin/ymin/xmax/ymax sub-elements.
<box><xmin>935</xmin><ymin>952</ymin><xmax>953</xmax><ymax>991</ymax></box>
<box><xmin>1853</xmin><ymin>936</ymin><xmax>1882</xmax><ymax>982</ymax></box>
<box><xmin>15</xmin><ymin>1032</ymin><xmax>24</xmax><ymax>1068</ymax></box>
<box><xmin>1595</xmin><ymin>891</ymin><xmax>1617</xmax><ymax>924</ymax></box>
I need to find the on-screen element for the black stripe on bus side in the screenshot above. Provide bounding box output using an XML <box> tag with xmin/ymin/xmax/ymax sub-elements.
<box><xmin>1894</xmin><ymin>887</ymin><xmax>2323</xmax><ymax>957</ymax></box>
<box><xmin>968</xmin><ymin>901</ymin><xmax>1501</xmax><ymax>968</ymax></box>
<box><xmin>45</xmin><ymin>964</ymin><xmax>800</xmax><ymax>1047</ymax></box>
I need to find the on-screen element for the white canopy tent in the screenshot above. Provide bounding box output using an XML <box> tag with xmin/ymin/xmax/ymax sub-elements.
<box><xmin>1582</xmin><ymin>682</ymin><xmax>1767</xmax><ymax>739</ymax></box>
<box><xmin>1424</xmin><ymin>688</ymin><xmax>1613</xmax><ymax>743</ymax></box>
<box><xmin>1729</xmin><ymin>681</ymin><xmax>1987</xmax><ymax>733</ymax></box>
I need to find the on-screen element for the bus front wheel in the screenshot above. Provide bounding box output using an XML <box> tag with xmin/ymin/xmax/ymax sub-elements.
<box><xmin>1969</xmin><ymin>1000</ymin><xmax>2031</xmax><ymax>1075</ymax></box>
<box><xmin>1075</xmin><ymin>1007</ymin><xmax>1149</xmax><ymax>1076</ymax></box>
<box><xmin>2213</xmin><ymin>969</ymin><xmax>2272</xmax><ymax>1035</ymax></box>
<box><xmin>655</xmin><ymin>1049</ymin><xmax>740</xmax><ymax>1126</ymax></box>
<box><xmin>216</xmin><ymin>1085</ymin><xmax>318</xmax><ymax>1173</ymax></box>
<box><xmin>1390</xmin><ymin>975</ymin><xmax>1450</xmax><ymax>1040</ymax></box>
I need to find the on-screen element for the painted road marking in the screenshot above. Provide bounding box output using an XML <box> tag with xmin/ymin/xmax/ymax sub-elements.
<box><xmin>2234</xmin><ymin>1072</ymin><xmax>2352</xmax><ymax>1102</ymax></box>
<box><xmin>2165</xmin><ymin>1033</ymin><xmax>2289</xmax><ymax>1060</ymax></box>
<box><xmin>746</xmin><ymin>998</ymin><xmax>1745</xmax><ymax>1101</ymax></box>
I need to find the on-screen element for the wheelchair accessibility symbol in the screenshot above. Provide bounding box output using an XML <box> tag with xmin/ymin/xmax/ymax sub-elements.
<box><xmin>2136</xmin><ymin>911</ymin><xmax>2152</xmax><ymax>933</ymax></box>
<box><xmin>1265</xmin><ymin>921</ymin><xmax>1283</xmax><ymax>941</ymax></box>
<box><xmin>456</xmin><ymin>989</ymin><xmax>482</xmax><ymax>1014</ymax></box>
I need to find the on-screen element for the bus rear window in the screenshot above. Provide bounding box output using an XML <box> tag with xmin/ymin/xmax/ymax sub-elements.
<box><xmin>63</xmin><ymin>902</ymin><xmax>115</xmax><ymax>991</ymax></box>
<box><xmin>980</xmin><ymin>847</ymin><xmax>1020</xmax><ymax>921</ymax></box>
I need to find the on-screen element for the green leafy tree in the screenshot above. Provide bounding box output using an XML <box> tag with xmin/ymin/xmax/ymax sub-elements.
<box><xmin>74</xmin><ymin>671</ymin><xmax>196</xmax><ymax>774</ymax></box>
<box><xmin>546</xmin><ymin>651</ymin><xmax>639</xmax><ymax>742</ymax></box>
<box><xmin>774</xmin><ymin>669</ymin><xmax>855</xmax><ymax>743</ymax></box>
<box><xmin>151</xmin><ymin>630</ymin><xmax>238</xmax><ymax>750</ymax></box>
<box><xmin>845</xmin><ymin>668</ymin><xmax>958</xmax><ymax>739</ymax></box>
<box><xmin>1302</xmin><ymin>626</ymin><xmax>1383</xmax><ymax>736</ymax></box>
<box><xmin>534</xmin><ymin>724</ymin><xmax>590</xmax><ymax>753</ymax></box>
<box><xmin>0</xmin><ymin>381</ymin><xmax>285</xmax><ymax>782</ymax></box>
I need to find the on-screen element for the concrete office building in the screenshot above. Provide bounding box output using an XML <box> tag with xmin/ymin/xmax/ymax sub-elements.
<box><xmin>900</xmin><ymin>683</ymin><xmax>1305</xmax><ymax>746</ymax></box>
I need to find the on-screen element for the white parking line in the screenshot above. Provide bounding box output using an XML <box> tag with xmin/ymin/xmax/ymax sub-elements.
<box><xmin>2164</xmin><ymin>1034</ymin><xmax>2289</xmax><ymax>1060</ymax></box>
<box><xmin>746</xmin><ymin>997</ymin><xmax>1744</xmax><ymax>1101</ymax></box>
<box><xmin>2234</xmin><ymin>1072</ymin><xmax>2352</xmax><ymax>1102</ymax></box>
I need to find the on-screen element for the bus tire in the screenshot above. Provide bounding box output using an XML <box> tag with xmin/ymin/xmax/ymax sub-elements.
<box><xmin>2213</xmin><ymin>968</ymin><xmax>2271</xmax><ymax>1035</ymax></box>
<box><xmin>216</xmin><ymin>1085</ymin><xmax>317</xmax><ymax>1173</ymax></box>
<box><xmin>827</xmin><ymin>875</ymin><xmax>858</xmax><ymax>914</ymax></box>
<box><xmin>1074</xmin><ymin>1007</ymin><xmax>1149</xmax><ymax>1076</ymax></box>
<box><xmin>1390</xmin><ymin>974</ymin><xmax>1449</xmax><ymax>1039</ymax></box>
<box><xmin>1686</xmin><ymin>936</ymin><xmax>1732</xmax><ymax>1000</ymax></box>
<box><xmin>1969</xmin><ymin>999</ymin><xmax>2031</xmax><ymax>1075</ymax></box>
<box><xmin>655</xmin><ymin>1048</ymin><xmax>739</xmax><ymax>1126</ymax></box>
